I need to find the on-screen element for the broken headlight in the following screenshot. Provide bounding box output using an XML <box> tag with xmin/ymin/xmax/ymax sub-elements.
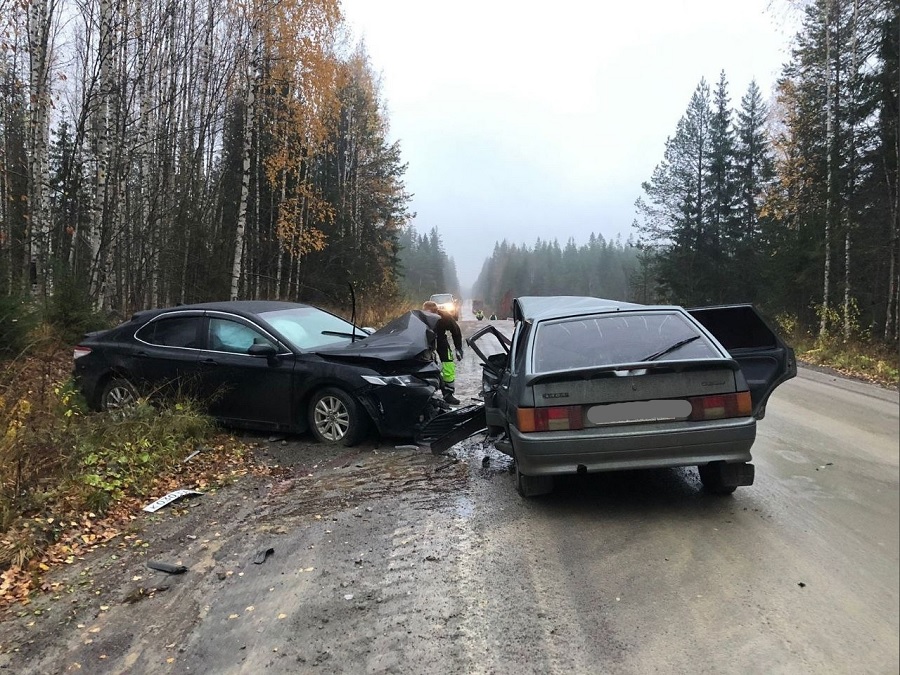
<box><xmin>362</xmin><ymin>374</ymin><xmax>426</xmax><ymax>387</ymax></box>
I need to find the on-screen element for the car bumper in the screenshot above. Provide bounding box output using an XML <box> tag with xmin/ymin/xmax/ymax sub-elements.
<box><xmin>359</xmin><ymin>383</ymin><xmax>439</xmax><ymax>438</ymax></box>
<box><xmin>510</xmin><ymin>417</ymin><xmax>756</xmax><ymax>476</ymax></box>
<box><xmin>72</xmin><ymin>366</ymin><xmax>104</xmax><ymax>410</ymax></box>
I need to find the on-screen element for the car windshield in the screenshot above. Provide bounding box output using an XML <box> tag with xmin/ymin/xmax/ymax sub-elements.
<box><xmin>259</xmin><ymin>307</ymin><xmax>361</xmax><ymax>350</ymax></box>
<box><xmin>430</xmin><ymin>294</ymin><xmax>454</xmax><ymax>304</ymax></box>
<box><xmin>532</xmin><ymin>311</ymin><xmax>720</xmax><ymax>372</ymax></box>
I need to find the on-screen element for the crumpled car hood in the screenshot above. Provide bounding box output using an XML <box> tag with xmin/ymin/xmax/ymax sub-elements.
<box><xmin>315</xmin><ymin>310</ymin><xmax>438</xmax><ymax>363</ymax></box>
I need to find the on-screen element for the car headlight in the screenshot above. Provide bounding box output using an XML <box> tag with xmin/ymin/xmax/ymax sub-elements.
<box><xmin>362</xmin><ymin>374</ymin><xmax>425</xmax><ymax>387</ymax></box>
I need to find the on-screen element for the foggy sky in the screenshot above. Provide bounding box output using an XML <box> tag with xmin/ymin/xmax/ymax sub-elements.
<box><xmin>340</xmin><ymin>0</ymin><xmax>797</xmax><ymax>290</ymax></box>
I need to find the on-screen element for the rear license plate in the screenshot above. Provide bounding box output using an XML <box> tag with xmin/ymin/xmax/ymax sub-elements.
<box><xmin>586</xmin><ymin>400</ymin><xmax>691</xmax><ymax>426</ymax></box>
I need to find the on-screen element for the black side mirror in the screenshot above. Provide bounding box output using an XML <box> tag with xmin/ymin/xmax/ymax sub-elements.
<box><xmin>248</xmin><ymin>343</ymin><xmax>278</xmax><ymax>358</ymax></box>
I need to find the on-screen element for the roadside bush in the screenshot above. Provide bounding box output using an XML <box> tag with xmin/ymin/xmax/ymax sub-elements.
<box><xmin>0</xmin><ymin>347</ymin><xmax>216</xmax><ymax>570</ymax></box>
<box><xmin>42</xmin><ymin>269</ymin><xmax>110</xmax><ymax>345</ymax></box>
<box><xmin>0</xmin><ymin>295</ymin><xmax>35</xmax><ymax>359</ymax></box>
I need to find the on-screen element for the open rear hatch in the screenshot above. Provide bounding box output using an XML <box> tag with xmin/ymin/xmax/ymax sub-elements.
<box><xmin>688</xmin><ymin>304</ymin><xmax>797</xmax><ymax>419</ymax></box>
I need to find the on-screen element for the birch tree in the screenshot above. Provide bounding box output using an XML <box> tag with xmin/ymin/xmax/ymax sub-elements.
<box><xmin>26</xmin><ymin>0</ymin><xmax>54</xmax><ymax>297</ymax></box>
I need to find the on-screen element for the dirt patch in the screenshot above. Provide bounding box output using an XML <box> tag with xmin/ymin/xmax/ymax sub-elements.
<box><xmin>0</xmin><ymin>432</ymin><xmax>471</xmax><ymax>672</ymax></box>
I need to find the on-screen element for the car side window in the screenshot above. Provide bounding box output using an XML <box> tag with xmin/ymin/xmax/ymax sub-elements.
<box><xmin>137</xmin><ymin>316</ymin><xmax>201</xmax><ymax>348</ymax></box>
<box><xmin>511</xmin><ymin>322</ymin><xmax>530</xmax><ymax>373</ymax></box>
<box><xmin>208</xmin><ymin>318</ymin><xmax>275</xmax><ymax>354</ymax></box>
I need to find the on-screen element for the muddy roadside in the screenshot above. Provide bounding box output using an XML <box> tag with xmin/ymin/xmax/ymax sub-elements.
<box><xmin>0</xmin><ymin>431</ymin><xmax>487</xmax><ymax>672</ymax></box>
<box><xmin>0</xmin><ymin>321</ymin><xmax>502</xmax><ymax>673</ymax></box>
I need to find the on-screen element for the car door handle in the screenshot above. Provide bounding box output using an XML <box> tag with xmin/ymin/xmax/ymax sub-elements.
<box><xmin>200</xmin><ymin>358</ymin><xmax>219</xmax><ymax>366</ymax></box>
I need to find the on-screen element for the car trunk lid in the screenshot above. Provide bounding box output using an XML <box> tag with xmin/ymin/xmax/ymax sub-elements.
<box><xmin>687</xmin><ymin>304</ymin><xmax>797</xmax><ymax>419</ymax></box>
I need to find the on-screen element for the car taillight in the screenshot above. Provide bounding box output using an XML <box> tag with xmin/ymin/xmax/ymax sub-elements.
<box><xmin>517</xmin><ymin>405</ymin><xmax>584</xmax><ymax>432</ymax></box>
<box><xmin>688</xmin><ymin>391</ymin><xmax>752</xmax><ymax>420</ymax></box>
<box><xmin>73</xmin><ymin>346</ymin><xmax>92</xmax><ymax>360</ymax></box>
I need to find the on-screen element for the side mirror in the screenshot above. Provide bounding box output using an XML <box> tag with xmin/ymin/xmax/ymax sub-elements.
<box><xmin>248</xmin><ymin>343</ymin><xmax>278</xmax><ymax>357</ymax></box>
<box><xmin>361</xmin><ymin>327</ymin><xmax>375</xmax><ymax>335</ymax></box>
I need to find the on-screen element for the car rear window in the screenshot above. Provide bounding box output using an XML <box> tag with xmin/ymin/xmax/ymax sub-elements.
<box><xmin>137</xmin><ymin>316</ymin><xmax>201</xmax><ymax>348</ymax></box>
<box><xmin>532</xmin><ymin>311</ymin><xmax>720</xmax><ymax>372</ymax></box>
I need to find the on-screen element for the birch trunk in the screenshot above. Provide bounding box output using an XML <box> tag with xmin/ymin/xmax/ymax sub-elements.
<box><xmin>231</xmin><ymin>30</ymin><xmax>257</xmax><ymax>302</ymax></box>
<box><xmin>842</xmin><ymin>0</ymin><xmax>858</xmax><ymax>342</ymax></box>
<box><xmin>820</xmin><ymin>0</ymin><xmax>835</xmax><ymax>339</ymax></box>
<box><xmin>27</xmin><ymin>0</ymin><xmax>52</xmax><ymax>297</ymax></box>
<box><xmin>90</xmin><ymin>0</ymin><xmax>115</xmax><ymax>307</ymax></box>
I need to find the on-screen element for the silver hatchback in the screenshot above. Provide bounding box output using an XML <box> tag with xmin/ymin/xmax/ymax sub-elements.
<box><xmin>468</xmin><ymin>296</ymin><xmax>796</xmax><ymax>497</ymax></box>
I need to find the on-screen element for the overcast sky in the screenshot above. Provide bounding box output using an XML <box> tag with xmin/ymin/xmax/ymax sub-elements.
<box><xmin>340</xmin><ymin>0</ymin><xmax>799</xmax><ymax>290</ymax></box>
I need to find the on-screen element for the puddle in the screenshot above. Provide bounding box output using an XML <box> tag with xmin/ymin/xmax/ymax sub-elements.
<box><xmin>446</xmin><ymin>434</ymin><xmax>514</xmax><ymax>478</ymax></box>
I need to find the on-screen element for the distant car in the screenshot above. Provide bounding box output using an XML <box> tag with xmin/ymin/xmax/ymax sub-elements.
<box><xmin>73</xmin><ymin>301</ymin><xmax>445</xmax><ymax>446</ymax></box>
<box><xmin>467</xmin><ymin>296</ymin><xmax>796</xmax><ymax>497</ymax></box>
<box><xmin>429</xmin><ymin>293</ymin><xmax>460</xmax><ymax>321</ymax></box>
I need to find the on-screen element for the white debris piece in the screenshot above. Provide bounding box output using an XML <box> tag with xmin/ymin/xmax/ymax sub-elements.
<box><xmin>142</xmin><ymin>489</ymin><xmax>204</xmax><ymax>513</ymax></box>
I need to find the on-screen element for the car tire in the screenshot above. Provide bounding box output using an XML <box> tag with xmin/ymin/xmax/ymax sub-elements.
<box><xmin>308</xmin><ymin>387</ymin><xmax>368</xmax><ymax>446</ymax></box>
<box><xmin>698</xmin><ymin>463</ymin><xmax>739</xmax><ymax>495</ymax></box>
<box><xmin>515</xmin><ymin>463</ymin><xmax>554</xmax><ymax>498</ymax></box>
<box><xmin>100</xmin><ymin>377</ymin><xmax>138</xmax><ymax>411</ymax></box>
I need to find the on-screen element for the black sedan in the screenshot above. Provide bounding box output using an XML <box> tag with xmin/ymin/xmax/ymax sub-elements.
<box><xmin>73</xmin><ymin>301</ymin><xmax>445</xmax><ymax>445</ymax></box>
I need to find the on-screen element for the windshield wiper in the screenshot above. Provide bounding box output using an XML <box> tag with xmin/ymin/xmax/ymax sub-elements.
<box><xmin>321</xmin><ymin>330</ymin><xmax>365</xmax><ymax>339</ymax></box>
<box><xmin>641</xmin><ymin>335</ymin><xmax>700</xmax><ymax>362</ymax></box>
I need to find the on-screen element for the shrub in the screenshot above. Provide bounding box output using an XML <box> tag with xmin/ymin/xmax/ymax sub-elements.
<box><xmin>0</xmin><ymin>295</ymin><xmax>35</xmax><ymax>359</ymax></box>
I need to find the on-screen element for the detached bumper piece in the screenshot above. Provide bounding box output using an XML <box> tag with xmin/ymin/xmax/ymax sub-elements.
<box><xmin>416</xmin><ymin>404</ymin><xmax>487</xmax><ymax>454</ymax></box>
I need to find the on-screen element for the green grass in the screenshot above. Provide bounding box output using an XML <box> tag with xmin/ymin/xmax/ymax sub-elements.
<box><xmin>793</xmin><ymin>337</ymin><xmax>898</xmax><ymax>387</ymax></box>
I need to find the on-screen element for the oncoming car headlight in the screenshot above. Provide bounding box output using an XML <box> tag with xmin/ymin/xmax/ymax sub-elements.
<box><xmin>362</xmin><ymin>374</ymin><xmax>425</xmax><ymax>387</ymax></box>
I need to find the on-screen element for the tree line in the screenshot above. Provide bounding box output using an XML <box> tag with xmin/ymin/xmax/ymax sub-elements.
<box><xmin>1</xmin><ymin>0</ymin><xmax>413</xmax><ymax>318</ymax></box>
<box><xmin>395</xmin><ymin>225</ymin><xmax>461</xmax><ymax>304</ymax></box>
<box><xmin>472</xmin><ymin>236</ymin><xmax>641</xmax><ymax>318</ymax></box>
<box><xmin>636</xmin><ymin>0</ymin><xmax>898</xmax><ymax>344</ymax></box>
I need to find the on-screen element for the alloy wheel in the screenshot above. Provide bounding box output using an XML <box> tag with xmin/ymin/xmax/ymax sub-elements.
<box><xmin>312</xmin><ymin>394</ymin><xmax>350</xmax><ymax>441</ymax></box>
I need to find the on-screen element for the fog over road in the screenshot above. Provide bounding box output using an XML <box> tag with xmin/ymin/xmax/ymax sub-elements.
<box><xmin>1</xmin><ymin>317</ymin><xmax>896</xmax><ymax>674</ymax></box>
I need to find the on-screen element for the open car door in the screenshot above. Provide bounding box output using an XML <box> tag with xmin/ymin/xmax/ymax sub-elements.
<box><xmin>466</xmin><ymin>324</ymin><xmax>512</xmax><ymax>429</ymax></box>
<box><xmin>688</xmin><ymin>304</ymin><xmax>797</xmax><ymax>419</ymax></box>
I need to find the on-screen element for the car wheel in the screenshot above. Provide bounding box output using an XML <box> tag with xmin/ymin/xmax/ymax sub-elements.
<box><xmin>698</xmin><ymin>463</ymin><xmax>738</xmax><ymax>495</ymax></box>
<box><xmin>514</xmin><ymin>462</ymin><xmax>554</xmax><ymax>498</ymax></box>
<box><xmin>100</xmin><ymin>377</ymin><xmax>138</xmax><ymax>411</ymax></box>
<box><xmin>308</xmin><ymin>387</ymin><xmax>368</xmax><ymax>446</ymax></box>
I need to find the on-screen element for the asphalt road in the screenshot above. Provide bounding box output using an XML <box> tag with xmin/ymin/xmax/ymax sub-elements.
<box><xmin>452</xmin><ymin>317</ymin><xmax>900</xmax><ymax>674</ymax></box>
<box><xmin>1</xmin><ymin>317</ymin><xmax>896</xmax><ymax>674</ymax></box>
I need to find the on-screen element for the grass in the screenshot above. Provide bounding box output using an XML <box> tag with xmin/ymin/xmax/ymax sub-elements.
<box><xmin>790</xmin><ymin>335</ymin><xmax>899</xmax><ymax>388</ymax></box>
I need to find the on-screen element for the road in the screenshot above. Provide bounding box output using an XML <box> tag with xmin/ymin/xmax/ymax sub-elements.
<box><xmin>0</xmin><ymin>318</ymin><xmax>897</xmax><ymax>674</ymax></box>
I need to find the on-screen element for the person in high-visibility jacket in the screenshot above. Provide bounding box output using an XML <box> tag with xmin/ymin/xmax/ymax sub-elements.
<box><xmin>422</xmin><ymin>300</ymin><xmax>464</xmax><ymax>405</ymax></box>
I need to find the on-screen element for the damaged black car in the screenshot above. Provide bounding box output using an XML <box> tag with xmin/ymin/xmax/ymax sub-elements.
<box><xmin>73</xmin><ymin>301</ymin><xmax>446</xmax><ymax>445</ymax></box>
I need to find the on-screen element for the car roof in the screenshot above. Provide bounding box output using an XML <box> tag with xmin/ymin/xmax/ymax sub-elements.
<box><xmin>131</xmin><ymin>300</ymin><xmax>314</xmax><ymax>322</ymax></box>
<box><xmin>513</xmin><ymin>296</ymin><xmax>645</xmax><ymax>322</ymax></box>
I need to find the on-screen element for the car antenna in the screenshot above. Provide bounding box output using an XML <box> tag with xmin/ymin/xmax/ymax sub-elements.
<box><xmin>348</xmin><ymin>282</ymin><xmax>358</xmax><ymax>343</ymax></box>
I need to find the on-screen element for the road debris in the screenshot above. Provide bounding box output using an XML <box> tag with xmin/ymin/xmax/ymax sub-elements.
<box><xmin>253</xmin><ymin>547</ymin><xmax>275</xmax><ymax>564</ymax></box>
<box><xmin>142</xmin><ymin>489</ymin><xmax>204</xmax><ymax>513</ymax></box>
<box><xmin>147</xmin><ymin>561</ymin><xmax>188</xmax><ymax>574</ymax></box>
